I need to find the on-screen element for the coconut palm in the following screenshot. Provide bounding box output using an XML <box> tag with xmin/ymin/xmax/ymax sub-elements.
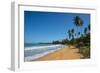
<box><xmin>81</xmin><ymin>33</ymin><xmax>84</xmax><ymax>38</ymax></box>
<box><xmin>73</xmin><ymin>16</ymin><xmax>84</xmax><ymax>38</ymax></box>
<box><xmin>78</xmin><ymin>32</ymin><xmax>80</xmax><ymax>37</ymax></box>
<box><xmin>74</xmin><ymin>16</ymin><xmax>83</xmax><ymax>26</ymax></box>
<box><xmin>71</xmin><ymin>28</ymin><xmax>75</xmax><ymax>40</ymax></box>
<box><xmin>84</xmin><ymin>27</ymin><xmax>88</xmax><ymax>36</ymax></box>
<box><xmin>75</xmin><ymin>33</ymin><xmax>77</xmax><ymax>37</ymax></box>
<box><xmin>88</xmin><ymin>24</ymin><xmax>90</xmax><ymax>33</ymax></box>
<box><xmin>68</xmin><ymin>29</ymin><xmax>71</xmax><ymax>40</ymax></box>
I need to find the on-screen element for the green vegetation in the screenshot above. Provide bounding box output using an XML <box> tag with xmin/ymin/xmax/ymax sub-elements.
<box><xmin>52</xmin><ymin>16</ymin><xmax>90</xmax><ymax>59</ymax></box>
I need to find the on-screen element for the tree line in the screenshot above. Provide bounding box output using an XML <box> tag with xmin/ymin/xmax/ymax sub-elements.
<box><xmin>52</xmin><ymin>16</ymin><xmax>90</xmax><ymax>58</ymax></box>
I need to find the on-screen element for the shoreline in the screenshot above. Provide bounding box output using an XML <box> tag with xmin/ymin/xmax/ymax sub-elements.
<box><xmin>25</xmin><ymin>44</ymin><xmax>65</xmax><ymax>50</ymax></box>
<box><xmin>24</xmin><ymin>44</ymin><xmax>67</xmax><ymax>61</ymax></box>
<box><xmin>34</xmin><ymin>46</ymin><xmax>83</xmax><ymax>61</ymax></box>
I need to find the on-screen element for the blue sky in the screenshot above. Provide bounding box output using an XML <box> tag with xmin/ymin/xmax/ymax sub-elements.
<box><xmin>24</xmin><ymin>11</ymin><xmax>90</xmax><ymax>43</ymax></box>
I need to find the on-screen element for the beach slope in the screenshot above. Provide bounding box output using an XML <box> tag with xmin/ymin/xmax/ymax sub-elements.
<box><xmin>35</xmin><ymin>46</ymin><xmax>83</xmax><ymax>61</ymax></box>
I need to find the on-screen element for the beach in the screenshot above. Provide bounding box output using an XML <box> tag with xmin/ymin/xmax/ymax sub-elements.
<box><xmin>34</xmin><ymin>46</ymin><xmax>83</xmax><ymax>61</ymax></box>
<box><xmin>24</xmin><ymin>44</ymin><xmax>67</xmax><ymax>61</ymax></box>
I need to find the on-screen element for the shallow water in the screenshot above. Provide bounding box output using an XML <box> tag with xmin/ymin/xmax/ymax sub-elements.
<box><xmin>24</xmin><ymin>44</ymin><xmax>67</xmax><ymax>61</ymax></box>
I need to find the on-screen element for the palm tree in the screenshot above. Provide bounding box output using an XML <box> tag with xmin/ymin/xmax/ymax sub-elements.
<box><xmin>78</xmin><ymin>32</ymin><xmax>80</xmax><ymax>37</ymax></box>
<box><xmin>73</xmin><ymin>16</ymin><xmax>84</xmax><ymax>38</ymax></box>
<box><xmin>88</xmin><ymin>24</ymin><xmax>90</xmax><ymax>33</ymax></box>
<box><xmin>71</xmin><ymin>28</ymin><xmax>74</xmax><ymax>39</ymax></box>
<box><xmin>81</xmin><ymin>33</ymin><xmax>84</xmax><ymax>38</ymax></box>
<box><xmin>74</xmin><ymin>16</ymin><xmax>83</xmax><ymax>26</ymax></box>
<box><xmin>75</xmin><ymin>33</ymin><xmax>77</xmax><ymax>37</ymax></box>
<box><xmin>68</xmin><ymin>29</ymin><xmax>71</xmax><ymax>40</ymax></box>
<box><xmin>84</xmin><ymin>27</ymin><xmax>88</xmax><ymax>36</ymax></box>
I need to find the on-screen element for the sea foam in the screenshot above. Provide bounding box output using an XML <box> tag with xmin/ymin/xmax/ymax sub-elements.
<box><xmin>24</xmin><ymin>44</ymin><xmax>67</xmax><ymax>61</ymax></box>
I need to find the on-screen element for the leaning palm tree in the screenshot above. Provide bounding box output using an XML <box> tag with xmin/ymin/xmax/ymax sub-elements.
<box><xmin>73</xmin><ymin>16</ymin><xmax>84</xmax><ymax>38</ymax></box>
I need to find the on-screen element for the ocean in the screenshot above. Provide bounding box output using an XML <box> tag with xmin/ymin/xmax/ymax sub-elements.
<box><xmin>24</xmin><ymin>44</ymin><xmax>67</xmax><ymax>62</ymax></box>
